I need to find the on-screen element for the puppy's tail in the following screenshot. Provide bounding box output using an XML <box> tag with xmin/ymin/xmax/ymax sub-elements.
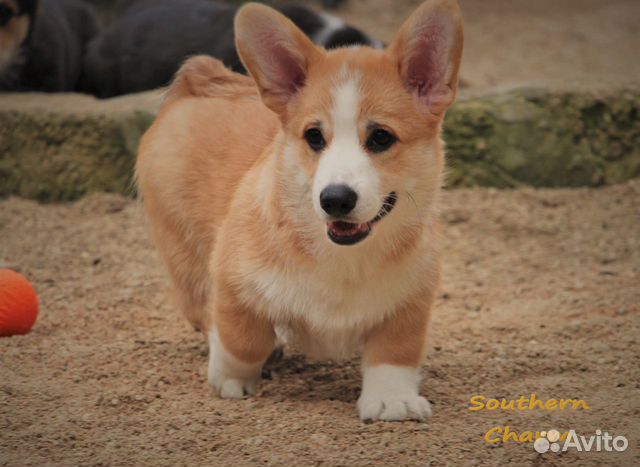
<box><xmin>164</xmin><ymin>55</ymin><xmax>257</xmax><ymax>102</ymax></box>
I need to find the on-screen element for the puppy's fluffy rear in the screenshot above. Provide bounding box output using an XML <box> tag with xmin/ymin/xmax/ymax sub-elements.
<box><xmin>137</xmin><ymin>55</ymin><xmax>277</xmax><ymax>331</ymax></box>
<box><xmin>164</xmin><ymin>55</ymin><xmax>257</xmax><ymax>102</ymax></box>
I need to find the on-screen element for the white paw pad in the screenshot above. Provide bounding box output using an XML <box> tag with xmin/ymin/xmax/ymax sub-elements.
<box><xmin>208</xmin><ymin>373</ymin><xmax>258</xmax><ymax>399</ymax></box>
<box><xmin>358</xmin><ymin>365</ymin><xmax>432</xmax><ymax>422</ymax></box>
<box><xmin>208</xmin><ymin>327</ymin><xmax>263</xmax><ymax>399</ymax></box>
<box><xmin>358</xmin><ymin>393</ymin><xmax>432</xmax><ymax>421</ymax></box>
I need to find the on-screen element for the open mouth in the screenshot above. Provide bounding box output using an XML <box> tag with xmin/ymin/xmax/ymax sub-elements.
<box><xmin>326</xmin><ymin>192</ymin><xmax>397</xmax><ymax>246</ymax></box>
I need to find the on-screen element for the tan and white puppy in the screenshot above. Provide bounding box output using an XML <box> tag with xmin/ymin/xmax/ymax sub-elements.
<box><xmin>137</xmin><ymin>0</ymin><xmax>463</xmax><ymax>421</ymax></box>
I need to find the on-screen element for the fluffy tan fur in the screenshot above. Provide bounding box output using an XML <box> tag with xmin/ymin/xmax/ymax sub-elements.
<box><xmin>137</xmin><ymin>0</ymin><xmax>463</xmax><ymax>416</ymax></box>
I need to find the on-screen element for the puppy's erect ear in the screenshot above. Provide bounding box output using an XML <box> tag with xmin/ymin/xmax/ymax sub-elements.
<box><xmin>235</xmin><ymin>3</ymin><xmax>322</xmax><ymax>116</ymax></box>
<box><xmin>389</xmin><ymin>0</ymin><xmax>463</xmax><ymax>117</ymax></box>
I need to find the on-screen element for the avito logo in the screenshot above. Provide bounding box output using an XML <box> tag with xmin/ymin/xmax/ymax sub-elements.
<box><xmin>534</xmin><ymin>429</ymin><xmax>628</xmax><ymax>454</ymax></box>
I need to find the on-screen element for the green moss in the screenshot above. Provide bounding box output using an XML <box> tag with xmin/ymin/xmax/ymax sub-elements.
<box><xmin>0</xmin><ymin>110</ymin><xmax>155</xmax><ymax>201</ymax></box>
<box><xmin>443</xmin><ymin>88</ymin><xmax>640</xmax><ymax>187</ymax></box>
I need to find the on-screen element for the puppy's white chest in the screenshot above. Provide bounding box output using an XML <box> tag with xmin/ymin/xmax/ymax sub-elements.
<box><xmin>241</xmin><ymin>257</ymin><xmax>422</xmax><ymax>358</ymax></box>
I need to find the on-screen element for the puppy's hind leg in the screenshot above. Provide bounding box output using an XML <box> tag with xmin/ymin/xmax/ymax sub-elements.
<box><xmin>169</xmin><ymin>265</ymin><xmax>211</xmax><ymax>333</ymax></box>
<box><xmin>140</xmin><ymin>197</ymin><xmax>214</xmax><ymax>333</ymax></box>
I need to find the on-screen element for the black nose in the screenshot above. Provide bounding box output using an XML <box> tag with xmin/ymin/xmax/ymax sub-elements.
<box><xmin>320</xmin><ymin>184</ymin><xmax>358</xmax><ymax>217</ymax></box>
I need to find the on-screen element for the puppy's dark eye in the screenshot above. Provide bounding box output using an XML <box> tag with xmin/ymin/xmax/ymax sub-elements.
<box><xmin>0</xmin><ymin>5</ymin><xmax>14</xmax><ymax>26</ymax></box>
<box><xmin>366</xmin><ymin>129</ymin><xmax>396</xmax><ymax>153</ymax></box>
<box><xmin>304</xmin><ymin>128</ymin><xmax>326</xmax><ymax>152</ymax></box>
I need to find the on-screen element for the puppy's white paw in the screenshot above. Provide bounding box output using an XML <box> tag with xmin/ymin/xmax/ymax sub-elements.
<box><xmin>208</xmin><ymin>372</ymin><xmax>258</xmax><ymax>399</ymax></box>
<box><xmin>207</xmin><ymin>327</ymin><xmax>263</xmax><ymax>399</ymax></box>
<box><xmin>358</xmin><ymin>393</ymin><xmax>432</xmax><ymax>421</ymax></box>
<box><xmin>358</xmin><ymin>364</ymin><xmax>431</xmax><ymax>422</ymax></box>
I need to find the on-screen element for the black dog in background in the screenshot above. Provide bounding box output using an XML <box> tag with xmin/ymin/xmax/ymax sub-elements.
<box><xmin>80</xmin><ymin>0</ymin><xmax>382</xmax><ymax>98</ymax></box>
<box><xmin>0</xmin><ymin>0</ymin><xmax>378</xmax><ymax>96</ymax></box>
<box><xmin>0</xmin><ymin>0</ymin><xmax>98</xmax><ymax>91</ymax></box>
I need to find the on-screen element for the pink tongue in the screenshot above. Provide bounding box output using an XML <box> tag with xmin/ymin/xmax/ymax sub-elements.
<box><xmin>329</xmin><ymin>221</ymin><xmax>368</xmax><ymax>236</ymax></box>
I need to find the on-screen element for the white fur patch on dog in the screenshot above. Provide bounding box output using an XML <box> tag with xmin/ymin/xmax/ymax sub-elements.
<box><xmin>358</xmin><ymin>365</ymin><xmax>432</xmax><ymax>421</ymax></box>
<box><xmin>312</xmin><ymin>13</ymin><xmax>345</xmax><ymax>46</ymax></box>
<box><xmin>313</xmin><ymin>13</ymin><xmax>384</xmax><ymax>49</ymax></box>
<box><xmin>312</xmin><ymin>74</ymin><xmax>383</xmax><ymax>224</ymax></box>
<box><xmin>207</xmin><ymin>327</ymin><xmax>263</xmax><ymax>399</ymax></box>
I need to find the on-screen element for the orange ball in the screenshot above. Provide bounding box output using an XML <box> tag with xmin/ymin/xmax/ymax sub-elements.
<box><xmin>0</xmin><ymin>269</ymin><xmax>39</xmax><ymax>337</ymax></box>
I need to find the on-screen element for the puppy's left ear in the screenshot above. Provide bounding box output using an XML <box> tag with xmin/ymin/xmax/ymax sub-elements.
<box><xmin>389</xmin><ymin>0</ymin><xmax>463</xmax><ymax>117</ymax></box>
<box><xmin>235</xmin><ymin>3</ymin><xmax>322</xmax><ymax>117</ymax></box>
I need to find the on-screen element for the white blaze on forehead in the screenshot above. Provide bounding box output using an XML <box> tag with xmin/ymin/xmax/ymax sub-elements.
<box><xmin>332</xmin><ymin>75</ymin><xmax>361</xmax><ymax>140</ymax></box>
<box><xmin>312</xmin><ymin>72</ymin><xmax>383</xmax><ymax>222</ymax></box>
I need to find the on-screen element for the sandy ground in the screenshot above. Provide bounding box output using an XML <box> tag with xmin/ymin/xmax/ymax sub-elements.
<box><xmin>1</xmin><ymin>1</ymin><xmax>639</xmax><ymax>466</ymax></box>
<box><xmin>1</xmin><ymin>181</ymin><xmax>639</xmax><ymax>466</ymax></box>
<box><xmin>339</xmin><ymin>0</ymin><xmax>640</xmax><ymax>90</ymax></box>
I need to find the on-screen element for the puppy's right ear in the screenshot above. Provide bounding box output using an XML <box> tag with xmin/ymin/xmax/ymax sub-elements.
<box><xmin>389</xmin><ymin>0</ymin><xmax>463</xmax><ymax>117</ymax></box>
<box><xmin>235</xmin><ymin>3</ymin><xmax>322</xmax><ymax>117</ymax></box>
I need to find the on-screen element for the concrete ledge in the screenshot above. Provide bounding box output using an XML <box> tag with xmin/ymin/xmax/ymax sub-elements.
<box><xmin>0</xmin><ymin>87</ymin><xmax>638</xmax><ymax>201</ymax></box>
<box><xmin>445</xmin><ymin>87</ymin><xmax>640</xmax><ymax>187</ymax></box>
<box><xmin>0</xmin><ymin>92</ymin><xmax>160</xmax><ymax>201</ymax></box>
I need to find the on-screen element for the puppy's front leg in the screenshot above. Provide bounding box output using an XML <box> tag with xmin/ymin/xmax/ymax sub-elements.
<box><xmin>358</xmin><ymin>293</ymin><xmax>434</xmax><ymax>421</ymax></box>
<box><xmin>207</xmin><ymin>288</ymin><xmax>275</xmax><ymax>399</ymax></box>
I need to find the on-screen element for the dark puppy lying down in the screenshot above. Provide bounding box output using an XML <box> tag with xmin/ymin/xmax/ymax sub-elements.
<box><xmin>0</xmin><ymin>0</ymin><xmax>97</xmax><ymax>91</ymax></box>
<box><xmin>81</xmin><ymin>0</ymin><xmax>382</xmax><ymax>98</ymax></box>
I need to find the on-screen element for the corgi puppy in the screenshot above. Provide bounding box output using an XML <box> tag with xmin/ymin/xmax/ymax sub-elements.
<box><xmin>136</xmin><ymin>0</ymin><xmax>463</xmax><ymax>421</ymax></box>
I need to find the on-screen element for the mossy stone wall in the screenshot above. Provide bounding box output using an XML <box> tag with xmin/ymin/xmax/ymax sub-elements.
<box><xmin>445</xmin><ymin>88</ymin><xmax>640</xmax><ymax>187</ymax></box>
<box><xmin>0</xmin><ymin>87</ymin><xmax>638</xmax><ymax>201</ymax></box>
